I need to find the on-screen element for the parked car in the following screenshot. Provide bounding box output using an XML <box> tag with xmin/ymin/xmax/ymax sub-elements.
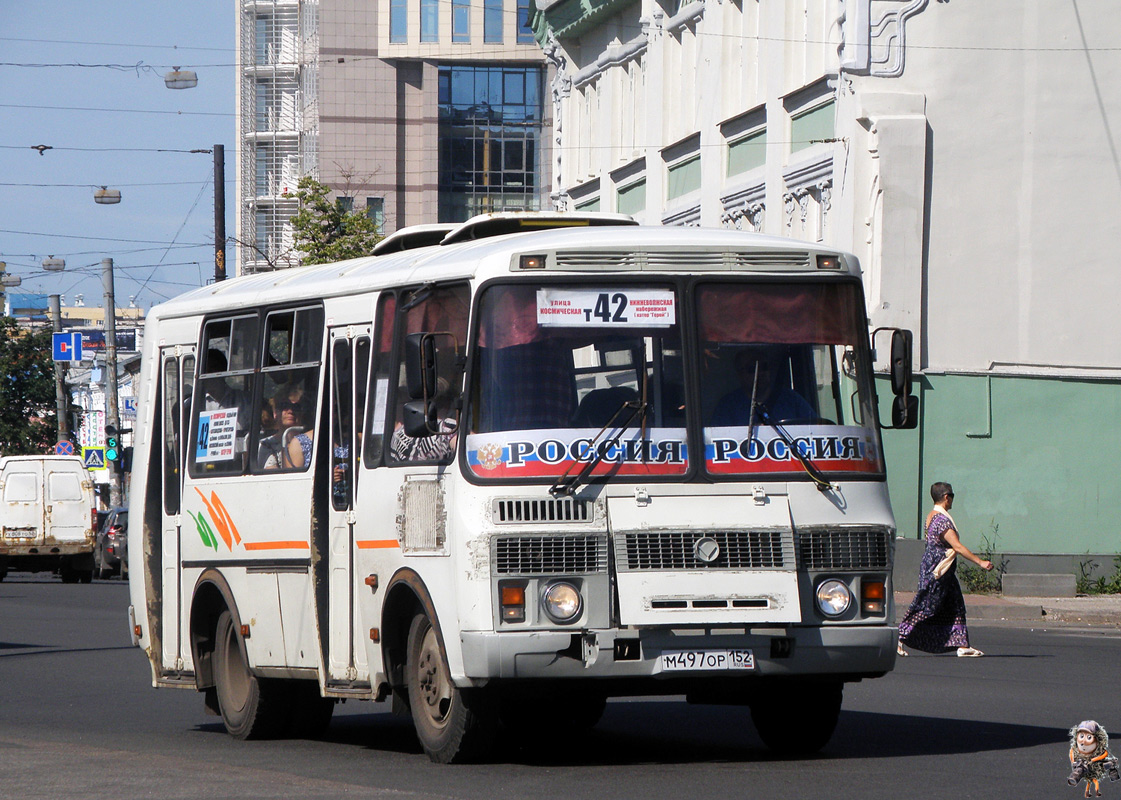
<box><xmin>95</xmin><ymin>507</ymin><xmax>128</xmax><ymax>579</ymax></box>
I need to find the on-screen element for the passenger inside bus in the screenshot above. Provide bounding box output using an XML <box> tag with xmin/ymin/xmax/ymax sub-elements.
<box><xmin>281</xmin><ymin>400</ymin><xmax>314</xmax><ymax>468</ymax></box>
<box><xmin>390</xmin><ymin>377</ymin><xmax>457</xmax><ymax>462</ymax></box>
<box><xmin>260</xmin><ymin>399</ymin><xmax>313</xmax><ymax>469</ymax></box>
<box><xmin>710</xmin><ymin>346</ymin><xmax>815</xmax><ymax>427</ymax></box>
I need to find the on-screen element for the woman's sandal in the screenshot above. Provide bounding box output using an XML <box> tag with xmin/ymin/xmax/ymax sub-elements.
<box><xmin>956</xmin><ymin>647</ymin><xmax>984</xmax><ymax>657</ymax></box>
<box><xmin>897</xmin><ymin>642</ymin><xmax>908</xmax><ymax>657</ymax></box>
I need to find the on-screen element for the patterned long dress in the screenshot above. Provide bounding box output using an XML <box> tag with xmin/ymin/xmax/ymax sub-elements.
<box><xmin>897</xmin><ymin>512</ymin><xmax>971</xmax><ymax>652</ymax></box>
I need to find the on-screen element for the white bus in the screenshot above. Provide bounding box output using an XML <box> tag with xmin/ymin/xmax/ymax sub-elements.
<box><xmin>128</xmin><ymin>213</ymin><xmax>916</xmax><ymax>762</ymax></box>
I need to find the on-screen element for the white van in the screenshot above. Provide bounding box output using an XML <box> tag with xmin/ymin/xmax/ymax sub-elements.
<box><xmin>0</xmin><ymin>456</ymin><xmax>98</xmax><ymax>583</ymax></box>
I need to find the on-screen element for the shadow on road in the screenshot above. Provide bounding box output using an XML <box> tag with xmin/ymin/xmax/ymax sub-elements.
<box><xmin>189</xmin><ymin>700</ymin><xmax>1065</xmax><ymax>767</ymax></box>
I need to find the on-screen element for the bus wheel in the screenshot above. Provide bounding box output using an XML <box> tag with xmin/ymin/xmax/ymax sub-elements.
<box><xmin>749</xmin><ymin>680</ymin><xmax>842</xmax><ymax>755</ymax></box>
<box><xmin>405</xmin><ymin>613</ymin><xmax>496</xmax><ymax>763</ymax></box>
<box><xmin>213</xmin><ymin>609</ymin><xmax>286</xmax><ymax>739</ymax></box>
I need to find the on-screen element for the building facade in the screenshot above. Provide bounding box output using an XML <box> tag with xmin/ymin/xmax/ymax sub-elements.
<box><xmin>236</xmin><ymin>0</ymin><xmax>552</xmax><ymax>274</ymax></box>
<box><xmin>534</xmin><ymin>0</ymin><xmax>1121</xmax><ymax>564</ymax></box>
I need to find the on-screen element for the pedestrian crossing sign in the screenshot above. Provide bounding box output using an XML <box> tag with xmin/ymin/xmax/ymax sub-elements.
<box><xmin>82</xmin><ymin>447</ymin><xmax>106</xmax><ymax>470</ymax></box>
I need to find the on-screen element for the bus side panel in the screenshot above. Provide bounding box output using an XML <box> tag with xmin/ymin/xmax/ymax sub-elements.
<box><xmin>278</xmin><ymin>571</ymin><xmax>320</xmax><ymax>669</ymax></box>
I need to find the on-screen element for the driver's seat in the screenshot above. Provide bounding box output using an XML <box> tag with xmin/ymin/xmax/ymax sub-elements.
<box><xmin>572</xmin><ymin>386</ymin><xmax>639</xmax><ymax>428</ymax></box>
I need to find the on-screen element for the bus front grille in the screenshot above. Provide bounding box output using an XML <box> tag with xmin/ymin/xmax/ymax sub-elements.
<box><xmin>492</xmin><ymin>497</ymin><xmax>593</xmax><ymax>524</ymax></box>
<box><xmin>616</xmin><ymin>530</ymin><xmax>794</xmax><ymax>571</ymax></box>
<box><xmin>494</xmin><ymin>534</ymin><xmax>608</xmax><ymax>575</ymax></box>
<box><xmin>796</xmin><ymin>528</ymin><xmax>892</xmax><ymax>570</ymax></box>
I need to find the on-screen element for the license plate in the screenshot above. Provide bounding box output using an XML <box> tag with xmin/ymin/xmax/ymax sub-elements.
<box><xmin>3</xmin><ymin>528</ymin><xmax>37</xmax><ymax>539</ymax></box>
<box><xmin>659</xmin><ymin>649</ymin><xmax>755</xmax><ymax>671</ymax></box>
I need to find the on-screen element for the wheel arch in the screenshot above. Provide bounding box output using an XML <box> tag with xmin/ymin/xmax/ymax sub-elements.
<box><xmin>190</xmin><ymin>568</ymin><xmax>242</xmax><ymax>690</ymax></box>
<box><xmin>381</xmin><ymin>568</ymin><xmax>442</xmax><ymax>697</ymax></box>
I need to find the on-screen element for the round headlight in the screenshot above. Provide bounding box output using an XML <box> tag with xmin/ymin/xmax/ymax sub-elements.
<box><xmin>542</xmin><ymin>582</ymin><xmax>582</xmax><ymax>623</ymax></box>
<box><xmin>815</xmin><ymin>579</ymin><xmax>852</xmax><ymax>617</ymax></box>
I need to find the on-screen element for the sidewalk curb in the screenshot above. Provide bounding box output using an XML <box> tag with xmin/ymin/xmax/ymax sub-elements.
<box><xmin>893</xmin><ymin>591</ymin><xmax>1121</xmax><ymax>627</ymax></box>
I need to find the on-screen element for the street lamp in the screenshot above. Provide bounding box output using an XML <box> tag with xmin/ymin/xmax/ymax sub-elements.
<box><xmin>164</xmin><ymin>67</ymin><xmax>199</xmax><ymax>90</ymax></box>
<box><xmin>94</xmin><ymin>186</ymin><xmax>121</xmax><ymax>205</ymax></box>
<box><xmin>0</xmin><ymin>275</ymin><xmax>21</xmax><ymax>287</ymax></box>
<box><xmin>42</xmin><ymin>256</ymin><xmax>65</xmax><ymax>272</ymax></box>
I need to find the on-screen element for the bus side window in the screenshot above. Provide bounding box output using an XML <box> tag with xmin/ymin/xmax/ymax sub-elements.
<box><xmin>388</xmin><ymin>284</ymin><xmax>469</xmax><ymax>464</ymax></box>
<box><xmin>363</xmin><ymin>293</ymin><xmax>396</xmax><ymax>468</ymax></box>
<box><xmin>256</xmin><ymin>306</ymin><xmax>324</xmax><ymax>472</ymax></box>
<box><xmin>162</xmin><ymin>357</ymin><xmax>181</xmax><ymax>514</ymax></box>
<box><xmin>190</xmin><ymin>317</ymin><xmax>258</xmax><ymax>476</ymax></box>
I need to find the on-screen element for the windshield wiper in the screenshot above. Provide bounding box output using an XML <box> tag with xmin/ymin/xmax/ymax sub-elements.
<box><xmin>758</xmin><ymin>409</ymin><xmax>835</xmax><ymax>493</ymax></box>
<box><xmin>549</xmin><ymin>399</ymin><xmax>648</xmax><ymax>497</ymax></box>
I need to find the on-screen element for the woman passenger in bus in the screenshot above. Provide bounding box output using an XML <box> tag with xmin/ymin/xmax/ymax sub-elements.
<box><xmin>262</xmin><ymin>399</ymin><xmax>314</xmax><ymax>470</ymax></box>
<box><xmin>282</xmin><ymin>400</ymin><xmax>314</xmax><ymax>468</ymax></box>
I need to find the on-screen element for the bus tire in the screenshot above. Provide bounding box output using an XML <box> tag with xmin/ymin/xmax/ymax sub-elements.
<box><xmin>213</xmin><ymin>609</ymin><xmax>287</xmax><ymax>739</ymax></box>
<box><xmin>749</xmin><ymin>680</ymin><xmax>842</xmax><ymax>755</ymax></box>
<box><xmin>405</xmin><ymin>613</ymin><xmax>496</xmax><ymax>763</ymax></box>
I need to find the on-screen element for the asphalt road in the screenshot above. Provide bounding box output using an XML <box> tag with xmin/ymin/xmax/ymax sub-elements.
<box><xmin>1</xmin><ymin>575</ymin><xmax>1118</xmax><ymax>800</ymax></box>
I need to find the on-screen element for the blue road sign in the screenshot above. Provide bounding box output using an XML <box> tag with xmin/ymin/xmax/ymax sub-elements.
<box><xmin>82</xmin><ymin>447</ymin><xmax>106</xmax><ymax>469</ymax></box>
<box><xmin>54</xmin><ymin>441</ymin><xmax>74</xmax><ymax>456</ymax></box>
<box><xmin>52</xmin><ymin>332</ymin><xmax>83</xmax><ymax>362</ymax></box>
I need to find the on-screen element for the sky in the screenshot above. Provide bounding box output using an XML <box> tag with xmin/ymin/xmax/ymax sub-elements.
<box><xmin>1</xmin><ymin>0</ymin><xmax>237</xmax><ymax>313</ymax></box>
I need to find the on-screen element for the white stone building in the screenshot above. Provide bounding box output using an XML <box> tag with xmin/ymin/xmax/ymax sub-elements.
<box><xmin>534</xmin><ymin>0</ymin><xmax>1121</xmax><ymax>564</ymax></box>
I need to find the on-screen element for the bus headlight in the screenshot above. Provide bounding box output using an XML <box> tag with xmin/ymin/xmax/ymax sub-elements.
<box><xmin>542</xmin><ymin>581</ymin><xmax>582</xmax><ymax>623</ymax></box>
<box><xmin>815</xmin><ymin>579</ymin><xmax>852</xmax><ymax>618</ymax></box>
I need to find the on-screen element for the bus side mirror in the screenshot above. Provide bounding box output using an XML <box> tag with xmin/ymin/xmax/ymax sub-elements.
<box><xmin>404</xmin><ymin>333</ymin><xmax>437</xmax><ymax>401</ymax></box>
<box><xmin>890</xmin><ymin>329</ymin><xmax>913</xmax><ymax>396</ymax></box>
<box><xmin>892</xmin><ymin>395</ymin><xmax>919</xmax><ymax>429</ymax></box>
<box><xmin>872</xmin><ymin>326</ymin><xmax>919</xmax><ymax>430</ymax></box>
<box><xmin>403</xmin><ymin>399</ymin><xmax>437</xmax><ymax>438</ymax></box>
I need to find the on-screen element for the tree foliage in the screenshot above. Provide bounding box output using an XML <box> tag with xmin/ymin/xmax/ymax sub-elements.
<box><xmin>288</xmin><ymin>176</ymin><xmax>383</xmax><ymax>265</ymax></box>
<box><xmin>0</xmin><ymin>318</ymin><xmax>58</xmax><ymax>455</ymax></box>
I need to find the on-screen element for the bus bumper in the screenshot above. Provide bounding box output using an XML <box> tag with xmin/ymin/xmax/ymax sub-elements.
<box><xmin>459</xmin><ymin>624</ymin><xmax>896</xmax><ymax>684</ymax></box>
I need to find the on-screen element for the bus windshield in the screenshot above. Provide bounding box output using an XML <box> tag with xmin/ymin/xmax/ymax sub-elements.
<box><xmin>467</xmin><ymin>282</ymin><xmax>687</xmax><ymax>480</ymax></box>
<box><xmin>465</xmin><ymin>279</ymin><xmax>883</xmax><ymax>482</ymax></box>
<box><xmin>696</xmin><ymin>280</ymin><xmax>883</xmax><ymax>478</ymax></box>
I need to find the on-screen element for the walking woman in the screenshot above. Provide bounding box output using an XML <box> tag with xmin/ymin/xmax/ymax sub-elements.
<box><xmin>897</xmin><ymin>482</ymin><xmax>994</xmax><ymax>657</ymax></box>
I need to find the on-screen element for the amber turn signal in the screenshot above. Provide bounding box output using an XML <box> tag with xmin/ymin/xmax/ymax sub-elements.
<box><xmin>500</xmin><ymin>583</ymin><xmax>526</xmax><ymax>623</ymax></box>
<box><xmin>861</xmin><ymin>580</ymin><xmax>886</xmax><ymax>615</ymax></box>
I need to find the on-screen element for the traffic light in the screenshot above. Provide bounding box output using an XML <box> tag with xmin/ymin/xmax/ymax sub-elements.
<box><xmin>105</xmin><ymin>424</ymin><xmax>120</xmax><ymax>464</ymax></box>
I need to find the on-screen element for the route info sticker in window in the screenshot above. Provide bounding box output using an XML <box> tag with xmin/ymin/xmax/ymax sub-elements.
<box><xmin>196</xmin><ymin>408</ymin><xmax>239</xmax><ymax>462</ymax></box>
<box><xmin>537</xmin><ymin>289</ymin><xmax>676</xmax><ymax>327</ymax></box>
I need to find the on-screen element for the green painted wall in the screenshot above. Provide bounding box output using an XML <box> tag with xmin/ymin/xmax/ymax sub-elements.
<box><xmin>881</xmin><ymin>372</ymin><xmax>1121</xmax><ymax>557</ymax></box>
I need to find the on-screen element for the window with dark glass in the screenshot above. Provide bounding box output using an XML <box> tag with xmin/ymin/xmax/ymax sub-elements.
<box><xmin>484</xmin><ymin>0</ymin><xmax>503</xmax><ymax>42</ymax></box>
<box><xmin>438</xmin><ymin>65</ymin><xmax>545</xmax><ymax>222</ymax></box>
<box><xmin>517</xmin><ymin>0</ymin><xmax>535</xmax><ymax>43</ymax></box>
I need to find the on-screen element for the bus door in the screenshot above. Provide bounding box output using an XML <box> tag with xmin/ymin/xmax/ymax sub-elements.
<box><xmin>159</xmin><ymin>346</ymin><xmax>195</xmax><ymax>673</ymax></box>
<box><xmin>325</xmin><ymin>326</ymin><xmax>371</xmax><ymax>685</ymax></box>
